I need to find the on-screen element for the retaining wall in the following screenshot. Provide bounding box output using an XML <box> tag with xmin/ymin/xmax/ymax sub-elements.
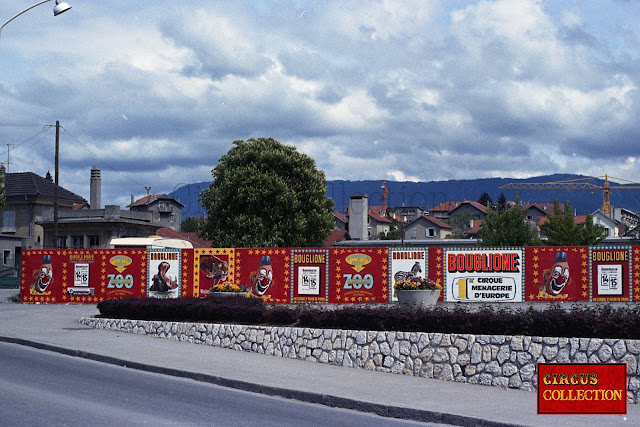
<box><xmin>80</xmin><ymin>317</ymin><xmax>640</xmax><ymax>404</ymax></box>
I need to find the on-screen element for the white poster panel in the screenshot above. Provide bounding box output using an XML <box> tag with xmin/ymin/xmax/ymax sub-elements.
<box><xmin>597</xmin><ymin>264</ymin><xmax>623</xmax><ymax>296</ymax></box>
<box><xmin>298</xmin><ymin>266</ymin><xmax>321</xmax><ymax>296</ymax></box>
<box><xmin>74</xmin><ymin>263</ymin><xmax>89</xmax><ymax>287</ymax></box>
<box><xmin>445</xmin><ymin>248</ymin><xmax>524</xmax><ymax>302</ymax></box>
<box><xmin>389</xmin><ymin>249</ymin><xmax>427</xmax><ymax>302</ymax></box>
<box><xmin>147</xmin><ymin>249</ymin><xmax>181</xmax><ymax>298</ymax></box>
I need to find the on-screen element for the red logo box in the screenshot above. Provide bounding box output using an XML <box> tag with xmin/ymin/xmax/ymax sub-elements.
<box><xmin>537</xmin><ymin>363</ymin><xmax>627</xmax><ymax>414</ymax></box>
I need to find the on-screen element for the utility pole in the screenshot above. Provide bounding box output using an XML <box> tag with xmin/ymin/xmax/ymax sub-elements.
<box><xmin>54</xmin><ymin>120</ymin><xmax>59</xmax><ymax>249</ymax></box>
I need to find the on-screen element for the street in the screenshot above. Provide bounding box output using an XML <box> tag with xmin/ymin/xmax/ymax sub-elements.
<box><xmin>0</xmin><ymin>341</ymin><xmax>426</xmax><ymax>426</ymax></box>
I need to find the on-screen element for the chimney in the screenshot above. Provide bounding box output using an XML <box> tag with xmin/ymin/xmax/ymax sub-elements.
<box><xmin>90</xmin><ymin>166</ymin><xmax>101</xmax><ymax>209</ymax></box>
<box><xmin>349</xmin><ymin>193</ymin><xmax>369</xmax><ymax>240</ymax></box>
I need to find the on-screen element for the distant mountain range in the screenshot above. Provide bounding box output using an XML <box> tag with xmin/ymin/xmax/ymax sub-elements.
<box><xmin>171</xmin><ymin>174</ymin><xmax>640</xmax><ymax>219</ymax></box>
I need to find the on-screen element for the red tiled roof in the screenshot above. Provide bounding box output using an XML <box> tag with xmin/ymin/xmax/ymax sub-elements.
<box><xmin>450</xmin><ymin>201</ymin><xmax>487</xmax><ymax>213</ymax></box>
<box><xmin>429</xmin><ymin>201</ymin><xmax>459</xmax><ymax>212</ymax></box>
<box><xmin>324</xmin><ymin>229</ymin><xmax>349</xmax><ymax>247</ymax></box>
<box><xmin>522</xmin><ymin>203</ymin><xmax>563</xmax><ymax>213</ymax></box>
<box><xmin>465</xmin><ymin>219</ymin><xmax>483</xmax><ymax>235</ymax></box>
<box><xmin>368</xmin><ymin>206</ymin><xmax>391</xmax><ymax>223</ymax></box>
<box><xmin>538</xmin><ymin>215</ymin><xmax>586</xmax><ymax>226</ymax></box>
<box><xmin>333</xmin><ymin>211</ymin><xmax>347</xmax><ymax>223</ymax></box>
<box><xmin>155</xmin><ymin>227</ymin><xmax>212</xmax><ymax>248</ymax></box>
<box><xmin>423</xmin><ymin>216</ymin><xmax>452</xmax><ymax>229</ymax></box>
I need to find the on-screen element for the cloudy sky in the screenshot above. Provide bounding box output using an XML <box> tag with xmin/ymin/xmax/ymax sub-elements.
<box><xmin>1</xmin><ymin>0</ymin><xmax>639</xmax><ymax>207</ymax></box>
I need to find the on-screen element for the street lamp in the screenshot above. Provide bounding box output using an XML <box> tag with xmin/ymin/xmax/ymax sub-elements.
<box><xmin>0</xmin><ymin>0</ymin><xmax>72</xmax><ymax>44</ymax></box>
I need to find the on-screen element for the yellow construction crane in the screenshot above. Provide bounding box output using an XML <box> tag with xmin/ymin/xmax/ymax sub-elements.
<box><xmin>499</xmin><ymin>175</ymin><xmax>640</xmax><ymax>216</ymax></box>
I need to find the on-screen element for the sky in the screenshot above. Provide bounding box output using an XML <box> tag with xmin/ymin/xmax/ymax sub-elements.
<box><xmin>0</xmin><ymin>0</ymin><xmax>639</xmax><ymax>208</ymax></box>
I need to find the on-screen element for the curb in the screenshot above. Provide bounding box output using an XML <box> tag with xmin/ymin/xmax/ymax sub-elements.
<box><xmin>0</xmin><ymin>335</ymin><xmax>522</xmax><ymax>427</ymax></box>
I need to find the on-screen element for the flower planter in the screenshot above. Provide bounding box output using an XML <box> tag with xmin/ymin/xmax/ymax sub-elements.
<box><xmin>395</xmin><ymin>289</ymin><xmax>440</xmax><ymax>306</ymax></box>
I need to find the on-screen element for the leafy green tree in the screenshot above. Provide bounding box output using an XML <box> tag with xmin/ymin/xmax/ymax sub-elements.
<box><xmin>477</xmin><ymin>192</ymin><xmax>493</xmax><ymax>207</ymax></box>
<box><xmin>478</xmin><ymin>197</ymin><xmax>541</xmax><ymax>246</ymax></box>
<box><xmin>496</xmin><ymin>192</ymin><xmax>508</xmax><ymax>212</ymax></box>
<box><xmin>541</xmin><ymin>200</ymin><xmax>607</xmax><ymax>246</ymax></box>
<box><xmin>199</xmin><ymin>138</ymin><xmax>335</xmax><ymax>247</ymax></box>
<box><xmin>378</xmin><ymin>217</ymin><xmax>402</xmax><ymax>240</ymax></box>
<box><xmin>447</xmin><ymin>212</ymin><xmax>474</xmax><ymax>239</ymax></box>
<box><xmin>181</xmin><ymin>216</ymin><xmax>203</xmax><ymax>232</ymax></box>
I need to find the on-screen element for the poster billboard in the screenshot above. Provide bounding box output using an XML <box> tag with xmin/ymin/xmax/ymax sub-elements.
<box><xmin>330</xmin><ymin>247</ymin><xmax>389</xmax><ymax>303</ymax></box>
<box><xmin>236</xmin><ymin>248</ymin><xmax>290</xmax><ymax>303</ymax></box>
<box><xmin>192</xmin><ymin>248</ymin><xmax>235</xmax><ymax>297</ymax></box>
<box><xmin>525</xmin><ymin>247</ymin><xmax>589</xmax><ymax>301</ymax></box>
<box><xmin>389</xmin><ymin>248</ymin><xmax>427</xmax><ymax>302</ymax></box>
<box><xmin>21</xmin><ymin>249</ymin><xmax>147</xmax><ymax>303</ymax></box>
<box><xmin>444</xmin><ymin>248</ymin><xmax>524</xmax><ymax>302</ymax></box>
<box><xmin>589</xmin><ymin>246</ymin><xmax>632</xmax><ymax>302</ymax></box>
<box><xmin>291</xmin><ymin>249</ymin><xmax>329</xmax><ymax>303</ymax></box>
<box><xmin>147</xmin><ymin>249</ymin><xmax>181</xmax><ymax>298</ymax></box>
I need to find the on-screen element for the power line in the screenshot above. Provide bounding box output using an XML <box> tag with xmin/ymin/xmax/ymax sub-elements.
<box><xmin>60</xmin><ymin>126</ymin><xmax>148</xmax><ymax>190</ymax></box>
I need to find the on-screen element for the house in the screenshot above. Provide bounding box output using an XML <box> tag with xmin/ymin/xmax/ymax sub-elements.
<box><xmin>33</xmin><ymin>167</ymin><xmax>177</xmax><ymax>249</ymax></box>
<box><xmin>538</xmin><ymin>215</ymin><xmax>588</xmax><ymax>239</ymax></box>
<box><xmin>428</xmin><ymin>201</ymin><xmax>459</xmax><ymax>220</ymax></box>
<box><xmin>404</xmin><ymin>215</ymin><xmax>452</xmax><ymax>240</ymax></box>
<box><xmin>447</xmin><ymin>201</ymin><xmax>487</xmax><ymax>221</ymax></box>
<box><xmin>591</xmin><ymin>210</ymin><xmax>619</xmax><ymax>237</ymax></box>
<box><xmin>367</xmin><ymin>205</ymin><xmax>392</xmax><ymax>239</ymax></box>
<box><xmin>612</xmin><ymin>208</ymin><xmax>640</xmax><ymax>230</ymax></box>
<box><xmin>128</xmin><ymin>193</ymin><xmax>184</xmax><ymax>231</ymax></box>
<box><xmin>0</xmin><ymin>167</ymin><xmax>86</xmax><ymax>261</ymax></box>
<box><xmin>333</xmin><ymin>211</ymin><xmax>347</xmax><ymax>231</ymax></box>
<box><xmin>38</xmin><ymin>205</ymin><xmax>165</xmax><ymax>249</ymax></box>
<box><xmin>386</xmin><ymin>206</ymin><xmax>427</xmax><ymax>223</ymax></box>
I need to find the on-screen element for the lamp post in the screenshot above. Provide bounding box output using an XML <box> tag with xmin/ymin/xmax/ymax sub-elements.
<box><xmin>0</xmin><ymin>0</ymin><xmax>71</xmax><ymax>44</ymax></box>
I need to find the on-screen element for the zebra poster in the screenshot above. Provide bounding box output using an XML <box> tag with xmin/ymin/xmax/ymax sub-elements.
<box><xmin>389</xmin><ymin>249</ymin><xmax>428</xmax><ymax>302</ymax></box>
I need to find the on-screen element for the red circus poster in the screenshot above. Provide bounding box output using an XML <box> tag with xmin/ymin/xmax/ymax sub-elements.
<box><xmin>192</xmin><ymin>248</ymin><xmax>236</xmax><ymax>297</ymax></box>
<box><xmin>329</xmin><ymin>247</ymin><xmax>388</xmax><ymax>304</ymax></box>
<box><xmin>236</xmin><ymin>248</ymin><xmax>290</xmax><ymax>303</ymax></box>
<box><xmin>21</xmin><ymin>249</ymin><xmax>147</xmax><ymax>303</ymax></box>
<box><xmin>525</xmin><ymin>247</ymin><xmax>589</xmax><ymax>301</ymax></box>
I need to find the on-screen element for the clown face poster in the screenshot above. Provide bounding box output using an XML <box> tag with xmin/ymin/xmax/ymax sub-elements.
<box><xmin>525</xmin><ymin>247</ymin><xmax>589</xmax><ymax>301</ymax></box>
<box><xmin>235</xmin><ymin>248</ymin><xmax>289</xmax><ymax>303</ymax></box>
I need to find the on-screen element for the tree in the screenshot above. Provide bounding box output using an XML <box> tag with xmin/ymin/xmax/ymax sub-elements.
<box><xmin>496</xmin><ymin>192</ymin><xmax>508</xmax><ymax>212</ymax></box>
<box><xmin>478</xmin><ymin>197</ymin><xmax>541</xmax><ymax>247</ymax></box>
<box><xmin>199</xmin><ymin>138</ymin><xmax>335</xmax><ymax>247</ymax></box>
<box><xmin>477</xmin><ymin>192</ymin><xmax>493</xmax><ymax>207</ymax></box>
<box><xmin>378</xmin><ymin>217</ymin><xmax>402</xmax><ymax>240</ymax></box>
<box><xmin>181</xmin><ymin>216</ymin><xmax>203</xmax><ymax>233</ymax></box>
<box><xmin>447</xmin><ymin>212</ymin><xmax>474</xmax><ymax>239</ymax></box>
<box><xmin>541</xmin><ymin>200</ymin><xmax>607</xmax><ymax>246</ymax></box>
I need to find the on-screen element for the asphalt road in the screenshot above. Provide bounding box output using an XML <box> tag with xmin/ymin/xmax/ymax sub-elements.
<box><xmin>0</xmin><ymin>341</ymin><xmax>428</xmax><ymax>426</ymax></box>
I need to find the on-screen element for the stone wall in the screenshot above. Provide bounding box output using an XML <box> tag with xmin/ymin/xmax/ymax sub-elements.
<box><xmin>80</xmin><ymin>317</ymin><xmax>640</xmax><ymax>404</ymax></box>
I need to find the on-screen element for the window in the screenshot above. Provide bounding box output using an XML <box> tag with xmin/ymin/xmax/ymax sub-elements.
<box><xmin>2</xmin><ymin>211</ymin><xmax>16</xmax><ymax>232</ymax></box>
<box><xmin>72</xmin><ymin>236</ymin><xmax>84</xmax><ymax>249</ymax></box>
<box><xmin>411</xmin><ymin>228</ymin><xmax>417</xmax><ymax>238</ymax></box>
<box><xmin>88</xmin><ymin>235</ymin><xmax>100</xmax><ymax>248</ymax></box>
<box><xmin>427</xmin><ymin>228</ymin><xmax>436</xmax><ymax>237</ymax></box>
<box><xmin>3</xmin><ymin>250</ymin><xmax>11</xmax><ymax>266</ymax></box>
<box><xmin>170</xmin><ymin>213</ymin><xmax>176</xmax><ymax>223</ymax></box>
<box><xmin>58</xmin><ymin>236</ymin><xmax>67</xmax><ymax>249</ymax></box>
